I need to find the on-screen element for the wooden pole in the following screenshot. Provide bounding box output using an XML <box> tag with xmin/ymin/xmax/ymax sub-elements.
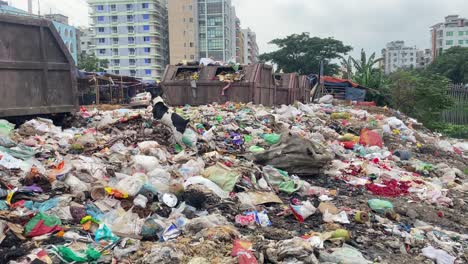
<box><xmin>120</xmin><ymin>76</ymin><xmax>124</xmax><ymax>104</ymax></box>
<box><xmin>95</xmin><ymin>77</ymin><xmax>100</xmax><ymax>105</ymax></box>
<box><xmin>109</xmin><ymin>78</ymin><xmax>112</xmax><ymax>104</ymax></box>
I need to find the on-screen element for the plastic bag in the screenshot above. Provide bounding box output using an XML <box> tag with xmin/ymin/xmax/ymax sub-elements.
<box><xmin>262</xmin><ymin>133</ymin><xmax>281</xmax><ymax>145</ymax></box>
<box><xmin>368</xmin><ymin>199</ymin><xmax>393</xmax><ymax>214</ymax></box>
<box><xmin>0</xmin><ymin>120</ymin><xmax>14</xmax><ymax>136</ymax></box>
<box><xmin>95</xmin><ymin>224</ymin><xmax>119</xmax><ymax>242</ymax></box>
<box><xmin>184</xmin><ymin>176</ymin><xmax>229</xmax><ymax>199</ymax></box>
<box><xmin>182</xmin><ymin>128</ymin><xmax>198</xmax><ymax>148</ymax></box>
<box><xmin>318</xmin><ymin>95</ymin><xmax>334</xmax><ymax>104</ymax></box>
<box><xmin>115</xmin><ymin>173</ymin><xmax>148</xmax><ymax>197</ymax></box>
<box><xmin>133</xmin><ymin>155</ymin><xmax>160</xmax><ymax>172</ymax></box>
<box><xmin>57</xmin><ymin>246</ymin><xmax>101</xmax><ymax>263</ymax></box>
<box><xmin>24</xmin><ymin>212</ymin><xmax>62</xmax><ymax>237</ymax></box>
<box><xmin>203</xmin><ymin>164</ymin><xmax>241</xmax><ymax>192</ymax></box>
<box><xmin>421</xmin><ymin>246</ymin><xmax>456</xmax><ymax>264</ymax></box>
<box><xmin>320</xmin><ymin>245</ymin><xmax>371</xmax><ymax>264</ymax></box>
<box><xmin>148</xmin><ymin>168</ymin><xmax>172</xmax><ymax>193</ymax></box>
<box><xmin>178</xmin><ymin>158</ymin><xmax>205</xmax><ymax>179</ymax></box>
<box><xmin>359</xmin><ymin>128</ymin><xmax>383</xmax><ymax>148</ymax></box>
<box><xmin>290</xmin><ymin>200</ymin><xmax>316</xmax><ymax>222</ymax></box>
<box><xmin>0</xmin><ymin>136</ymin><xmax>16</xmax><ymax>148</ymax></box>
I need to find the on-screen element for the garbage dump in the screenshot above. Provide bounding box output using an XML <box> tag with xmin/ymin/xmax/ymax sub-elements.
<box><xmin>0</xmin><ymin>97</ymin><xmax>466</xmax><ymax>264</ymax></box>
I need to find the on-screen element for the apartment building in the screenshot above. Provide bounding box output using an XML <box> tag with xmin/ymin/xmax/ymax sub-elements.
<box><xmin>241</xmin><ymin>28</ymin><xmax>259</xmax><ymax>64</ymax></box>
<box><xmin>88</xmin><ymin>0</ymin><xmax>169</xmax><ymax>80</ymax></box>
<box><xmin>235</xmin><ymin>18</ymin><xmax>245</xmax><ymax>64</ymax></box>
<box><xmin>431</xmin><ymin>15</ymin><xmax>468</xmax><ymax>58</ymax></box>
<box><xmin>416</xmin><ymin>49</ymin><xmax>433</xmax><ymax>69</ymax></box>
<box><xmin>168</xmin><ymin>0</ymin><xmax>237</xmax><ymax>63</ymax></box>
<box><xmin>381</xmin><ymin>41</ymin><xmax>419</xmax><ymax>74</ymax></box>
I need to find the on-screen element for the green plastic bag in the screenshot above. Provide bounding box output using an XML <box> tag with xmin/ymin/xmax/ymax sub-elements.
<box><xmin>249</xmin><ymin>146</ymin><xmax>265</xmax><ymax>153</ymax></box>
<box><xmin>368</xmin><ymin>199</ymin><xmax>393</xmax><ymax>214</ymax></box>
<box><xmin>203</xmin><ymin>164</ymin><xmax>241</xmax><ymax>192</ymax></box>
<box><xmin>0</xmin><ymin>120</ymin><xmax>14</xmax><ymax>136</ymax></box>
<box><xmin>263</xmin><ymin>134</ymin><xmax>281</xmax><ymax>145</ymax></box>
<box><xmin>57</xmin><ymin>246</ymin><xmax>101</xmax><ymax>263</ymax></box>
<box><xmin>182</xmin><ymin>129</ymin><xmax>198</xmax><ymax>148</ymax></box>
<box><xmin>0</xmin><ymin>145</ymin><xmax>36</xmax><ymax>160</ymax></box>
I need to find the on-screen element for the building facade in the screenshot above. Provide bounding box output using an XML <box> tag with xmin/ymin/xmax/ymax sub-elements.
<box><xmin>381</xmin><ymin>41</ymin><xmax>419</xmax><ymax>74</ymax></box>
<box><xmin>0</xmin><ymin>2</ymin><xmax>78</xmax><ymax>64</ymax></box>
<box><xmin>241</xmin><ymin>28</ymin><xmax>259</xmax><ymax>64</ymax></box>
<box><xmin>416</xmin><ymin>49</ymin><xmax>433</xmax><ymax>69</ymax></box>
<box><xmin>431</xmin><ymin>15</ymin><xmax>468</xmax><ymax>58</ymax></box>
<box><xmin>88</xmin><ymin>0</ymin><xmax>169</xmax><ymax>80</ymax></box>
<box><xmin>168</xmin><ymin>0</ymin><xmax>237</xmax><ymax>63</ymax></box>
<box><xmin>167</xmin><ymin>0</ymin><xmax>198</xmax><ymax>64</ymax></box>
<box><xmin>77</xmin><ymin>27</ymin><xmax>94</xmax><ymax>55</ymax></box>
<box><xmin>235</xmin><ymin>18</ymin><xmax>245</xmax><ymax>64</ymax></box>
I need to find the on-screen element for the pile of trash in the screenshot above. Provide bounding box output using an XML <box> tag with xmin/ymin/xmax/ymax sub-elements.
<box><xmin>0</xmin><ymin>97</ymin><xmax>466</xmax><ymax>264</ymax></box>
<box><xmin>174</xmin><ymin>70</ymin><xmax>199</xmax><ymax>81</ymax></box>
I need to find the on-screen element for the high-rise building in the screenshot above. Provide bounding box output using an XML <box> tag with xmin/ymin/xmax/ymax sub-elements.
<box><xmin>77</xmin><ymin>27</ymin><xmax>94</xmax><ymax>55</ymax></box>
<box><xmin>168</xmin><ymin>0</ymin><xmax>237</xmax><ymax>63</ymax></box>
<box><xmin>381</xmin><ymin>41</ymin><xmax>419</xmax><ymax>74</ymax></box>
<box><xmin>88</xmin><ymin>0</ymin><xmax>169</xmax><ymax>80</ymax></box>
<box><xmin>241</xmin><ymin>28</ymin><xmax>259</xmax><ymax>64</ymax></box>
<box><xmin>167</xmin><ymin>0</ymin><xmax>198</xmax><ymax>64</ymax></box>
<box><xmin>416</xmin><ymin>49</ymin><xmax>433</xmax><ymax>69</ymax></box>
<box><xmin>235</xmin><ymin>18</ymin><xmax>245</xmax><ymax>64</ymax></box>
<box><xmin>431</xmin><ymin>15</ymin><xmax>468</xmax><ymax>58</ymax></box>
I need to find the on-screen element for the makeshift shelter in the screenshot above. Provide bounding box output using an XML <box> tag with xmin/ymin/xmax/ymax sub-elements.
<box><xmin>313</xmin><ymin>76</ymin><xmax>368</xmax><ymax>102</ymax></box>
<box><xmin>77</xmin><ymin>72</ymin><xmax>143</xmax><ymax>105</ymax></box>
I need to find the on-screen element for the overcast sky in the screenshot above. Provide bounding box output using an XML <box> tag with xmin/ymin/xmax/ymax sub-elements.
<box><xmin>10</xmin><ymin>0</ymin><xmax>468</xmax><ymax>58</ymax></box>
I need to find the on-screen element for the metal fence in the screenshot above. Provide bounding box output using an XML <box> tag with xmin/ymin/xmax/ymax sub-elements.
<box><xmin>441</xmin><ymin>83</ymin><xmax>468</xmax><ymax>125</ymax></box>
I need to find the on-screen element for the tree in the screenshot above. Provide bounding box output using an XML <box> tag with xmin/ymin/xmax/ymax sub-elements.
<box><xmin>339</xmin><ymin>55</ymin><xmax>353</xmax><ymax>80</ymax></box>
<box><xmin>428</xmin><ymin>46</ymin><xmax>468</xmax><ymax>83</ymax></box>
<box><xmin>77</xmin><ymin>53</ymin><xmax>109</xmax><ymax>72</ymax></box>
<box><xmin>388</xmin><ymin>70</ymin><xmax>452</xmax><ymax>128</ymax></box>
<box><xmin>259</xmin><ymin>33</ymin><xmax>352</xmax><ymax>75</ymax></box>
<box><xmin>351</xmin><ymin>49</ymin><xmax>384</xmax><ymax>88</ymax></box>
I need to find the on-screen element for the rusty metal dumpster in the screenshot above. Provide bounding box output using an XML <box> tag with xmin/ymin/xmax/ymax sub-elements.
<box><xmin>162</xmin><ymin>64</ymin><xmax>275</xmax><ymax>106</ymax></box>
<box><xmin>274</xmin><ymin>73</ymin><xmax>299</xmax><ymax>105</ymax></box>
<box><xmin>0</xmin><ymin>14</ymin><xmax>77</xmax><ymax>118</ymax></box>
<box><xmin>298</xmin><ymin>75</ymin><xmax>312</xmax><ymax>104</ymax></box>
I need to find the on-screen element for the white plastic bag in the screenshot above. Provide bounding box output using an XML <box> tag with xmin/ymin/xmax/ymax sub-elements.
<box><xmin>133</xmin><ymin>155</ymin><xmax>160</xmax><ymax>172</ymax></box>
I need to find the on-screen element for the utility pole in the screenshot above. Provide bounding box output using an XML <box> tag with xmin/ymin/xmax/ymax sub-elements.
<box><xmin>37</xmin><ymin>0</ymin><xmax>40</xmax><ymax>16</ymax></box>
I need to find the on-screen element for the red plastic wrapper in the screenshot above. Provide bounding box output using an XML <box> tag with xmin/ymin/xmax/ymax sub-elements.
<box><xmin>359</xmin><ymin>128</ymin><xmax>383</xmax><ymax>148</ymax></box>
<box><xmin>341</xmin><ymin>141</ymin><xmax>356</xmax><ymax>150</ymax></box>
<box><xmin>366</xmin><ymin>179</ymin><xmax>411</xmax><ymax>197</ymax></box>
<box><xmin>232</xmin><ymin>240</ymin><xmax>258</xmax><ymax>264</ymax></box>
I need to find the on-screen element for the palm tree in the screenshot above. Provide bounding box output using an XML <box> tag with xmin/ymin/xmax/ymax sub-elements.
<box><xmin>339</xmin><ymin>56</ymin><xmax>353</xmax><ymax>80</ymax></box>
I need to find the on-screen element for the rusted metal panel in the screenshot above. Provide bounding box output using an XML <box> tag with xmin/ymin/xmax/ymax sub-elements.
<box><xmin>161</xmin><ymin>64</ymin><xmax>275</xmax><ymax>106</ymax></box>
<box><xmin>298</xmin><ymin>75</ymin><xmax>312</xmax><ymax>103</ymax></box>
<box><xmin>275</xmin><ymin>73</ymin><xmax>299</xmax><ymax>105</ymax></box>
<box><xmin>0</xmin><ymin>14</ymin><xmax>77</xmax><ymax>118</ymax></box>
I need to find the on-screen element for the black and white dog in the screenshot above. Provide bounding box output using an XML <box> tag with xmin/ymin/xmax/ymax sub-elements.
<box><xmin>151</xmin><ymin>90</ymin><xmax>190</xmax><ymax>144</ymax></box>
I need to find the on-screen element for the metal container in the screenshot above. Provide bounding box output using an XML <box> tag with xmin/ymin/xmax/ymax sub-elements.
<box><xmin>0</xmin><ymin>14</ymin><xmax>77</xmax><ymax>118</ymax></box>
<box><xmin>274</xmin><ymin>73</ymin><xmax>299</xmax><ymax>105</ymax></box>
<box><xmin>161</xmin><ymin>64</ymin><xmax>275</xmax><ymax>106</ymax></box>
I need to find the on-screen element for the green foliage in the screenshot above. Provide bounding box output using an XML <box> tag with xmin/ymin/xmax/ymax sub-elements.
<box><xmin>432</xmin><ymin>123</ymin><xmax>468</xmax><ymax>139</ymax></box>
<box><xmin>388</xmin><ymin>70</ymin><xmax>453</xmax><ymax>129</ymax></box>
<box><xmin>339</xmin><ymin>56</ymin><xmax>353</xmax><ymax>80</ymax></box>
<box><xmin>77</xmin><ymin>53</ymin><xmax>109</xmax><ymax>72</ymax></box>
<box><xmin>428</xmin><ymin>46</ymin><xmax>468</xmax><ymax>83</ymax></box>
<box><xmin>259</xmin><ymin>33</ymin><xmax>352</xmax><ymax>75</ymax></box>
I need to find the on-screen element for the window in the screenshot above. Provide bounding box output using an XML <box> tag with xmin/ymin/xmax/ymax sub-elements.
<box><xmin>130</xmin><ymin>70</ymin><xmax>136</xmax><ymax>76</ymax></box>
<box><xmin>143</xmin><ymin>36</ymin><xmax>150</xmax><ymax>42</ymax></box>
<box><xmin>208</xmin><ymin>39</ymin><xmax>223</xmax><ymax>50</ymax></box>
<box><xmin>112</xmin><ymin>38</ymin><xmax>118</xmax><ymax>44</ymax></box>
<box><xmin>112</xmin><ymin>48</ymin><xmax>118</xmax><ymax>55</ymax></box>
<box><xmin>126</xmin><ymin>4</ymin><xmax>133</xmax><ymax>10</ymax></box>
<box><xmin>143</xmin><ymin>25</ymin><xmax>150</xmax><ymax>31</ymax></box>
<box><xmin>459</xmin><ymin>31</ymin><xmax>464</xmax><ymax>36</ymax></box>
<box><xmin>129</xmin><ymin>48</ymin><xmax>136</xmax><ymax>55</ymax></box>
<box><xmin>110</xmin><ymin>4</ymin><xmax>116</xmax><ymax>11</ymax></box>
<box><xmin>128</xmin><ymin>26</ymin><xmax>135</xmax><ymax>33</ymax></box>
<box><xmin>144</xmin><ymin>47</ymin><xmax>151</xmax><ymax>53</ymax></box>
<box><xmin>446</xmin><ymin>40</ymin><xmax>453</xmax><ymax>45</ymax></box>
<box><xmin>142</xmin><ymin>3</ymin><xmax>149</xmax><ymax>9</ymax></box>
<box><xmin>458</xmin><ymin>40</ymin><xmax>464</xmax><ymax>45</ymax></box>
<box><xmin>98</xmin><ymin>38</ymin><xmax>105</xmax><ymax>43</ymax></box>
<box><xmin>97</xmin><ymin>5</ymin><xmax>104</xmax><ymax>11</ymax></box>
<box><xmin>98</xmin><ymin>27</ymin><xmax>104</xmax><ymax>33</ymax></box>
<box><xmin>130</xmin><ymin>59</ymin><xmax>136</xmax><ymax>65</ymax></box>
<box><xmin>189</xmin><ymin>5</ymin><xmax>192</xmax><ymax>10</ymax></box>
<box><xmin>145</xmin><ymin>69</ymin><xmax>151</xmax><ymax>75</ymax></box>
<box><xmin>114</xmin><ymin>70</ymin><xmax>119</xmax><ymax>75</ymax></box>
<box><xmin>111</xmin><ymin>16</ymin><xmax>118</xmax><ymax>22</ymax></box>
<box><xmin>446</xmin><ymin>31</ymin><xmax>454</xmax><ymax>37</ymax></box>
<box><xmin>113</xmin><ymin>59</ymin><xmax>120</xmax><ymax>65</ymax></box>
<box><xmin>112</xmin><ymin>27</ymin><xmax>117</xmax><ymax>33</ymax></box>
<box><xmin>97</xmin><ymin>16</ymin><xmax>104</xmax><ymax>22</ymax></box>
<box><xmin>128</xmin><ymin>37</ymin><xmax>135</xmax><ymax>44</ymax></box>
<box><xmin>190</xmin><ymin>55</ymin><xmax>195</xmax><ymax>60</ymax></box>
<box><xmin>189</xmin><ymin>18</ymin><xmax>193</xmax><ymax>23</ymax></box>
<box><xmin>145</xmin><ymin>58</ymin><xmax>151</xmax><ymax>64</ymax></box>
<box><xmin>466</xmin><ymin>40</ymin><xmax>468</xmax><ymax>44</ymax></box>
<box><xmin>143</xmin><ymin>14</ymin><xmax>149</xmax><ymax>20</ymax></box>
<box><xmin>127</xmin><ymin>15</ymin><xmax>134</xmax><ymax>22</ymax></box>
<box><xmin>99</xmin><ymin>49</ymin><xmax>106</xmax><ymax>54</ymax></box>
<box><xmin>190</xmin><ymin>42</ymin><xmax>194</xmax><ymax>47</ymax></box>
